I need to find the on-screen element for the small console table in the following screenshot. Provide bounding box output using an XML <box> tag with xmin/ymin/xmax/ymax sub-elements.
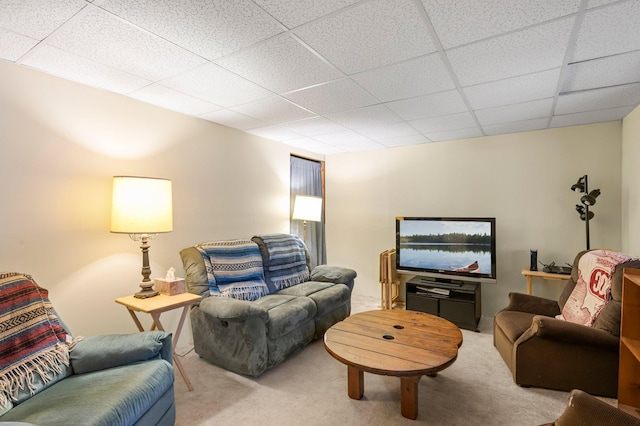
<box><xmin>115</xmin><ymin>292</ymin><xmax>201</xmax><ymax>391</ymax></box>
<box><xmin>521</xmin><ymin>268</ymin><xmax>570</xmax><ymax>295</ymax></box>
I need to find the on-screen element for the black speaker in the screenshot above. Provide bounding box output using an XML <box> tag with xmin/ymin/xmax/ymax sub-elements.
<box><xmin>530</xmin><ymin>250</ymin><xmax>538</xmax><ymax>271</ymax></box>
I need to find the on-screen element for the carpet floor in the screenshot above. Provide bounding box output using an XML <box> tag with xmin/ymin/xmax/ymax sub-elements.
<box><xmin>172</xmin><ymin>295</ymin><xmax>615</xmax><ymax>425</ymax></box>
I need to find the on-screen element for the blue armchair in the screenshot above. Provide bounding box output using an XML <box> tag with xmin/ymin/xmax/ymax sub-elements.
<box><xmin>0</xmin><ymin>273</ymin><xmax>175</xmax><ymax>426</ymax></box>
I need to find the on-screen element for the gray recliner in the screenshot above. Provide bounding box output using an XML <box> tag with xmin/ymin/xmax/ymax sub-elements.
<box><xmin>180</xmin><ymin>234</ymin><xmax>356</xmax><ymax>377</ymax></box>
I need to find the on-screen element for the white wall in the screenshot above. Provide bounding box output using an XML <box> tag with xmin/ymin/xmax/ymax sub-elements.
<box><xmin>325</xmin><ymin>123</ymin><xmax>624</xmax><ymax>316</ymax></box>
<box><xmin>0</xmin><ymin>60</ymin><xmax>320</xmax><ymax>345</ymax></box>
<box><xmin>622</xmin><ymin>105</ymin><xmax>640</xmax><ymax>255</ymax></box>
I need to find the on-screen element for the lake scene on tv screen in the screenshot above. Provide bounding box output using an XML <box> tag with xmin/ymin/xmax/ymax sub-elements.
<box><xmin>399</xmin><ymin>220</ymin><xmax>493</xmax><ymax>274</ymax></box>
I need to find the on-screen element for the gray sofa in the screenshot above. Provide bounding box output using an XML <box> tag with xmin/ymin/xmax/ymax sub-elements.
<box><xmin>180</xmin><ymin>233</ymin><xmax>356</xmax><ymax>377</ymax></box>
<box><xmin>0</xmin><ymin>273</ymin><xmax>175</xmax><ymax>426</ymax></box>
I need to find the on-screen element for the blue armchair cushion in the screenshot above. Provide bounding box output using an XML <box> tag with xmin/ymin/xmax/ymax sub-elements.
<box><xmin>70</xmin><ymin>331</ymin><xmax>170</xmax><ymax>374</ymax></box>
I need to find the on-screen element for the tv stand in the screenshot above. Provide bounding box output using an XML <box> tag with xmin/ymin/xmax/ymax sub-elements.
<box><xmin>406</xmin><ymin>277</ymin><xmax>481</xmax><ymax>331</ymax></box>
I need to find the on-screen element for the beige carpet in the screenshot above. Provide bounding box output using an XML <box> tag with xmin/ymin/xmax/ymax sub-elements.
<box><xmin>172</xmin><ymin>295</ymin><xmax>614</xmax><ymax>425</ymax></box>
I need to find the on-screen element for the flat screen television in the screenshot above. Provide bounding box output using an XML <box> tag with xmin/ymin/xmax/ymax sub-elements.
<box><xmin>396</xmin><ymin>217</ymin><xmax>497</xmax><ymax>284</ymax></box>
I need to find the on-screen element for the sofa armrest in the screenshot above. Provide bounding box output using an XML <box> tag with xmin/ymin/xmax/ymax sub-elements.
<box><xmin>550</xmin><ymin>389</ymin><xmax>640</xmax><ymax>426</ymax></box>
<box><xmin>523</xmin><ymin>316</ymin><xmax>619</xmax><ymax>349</ymax></box>
<box><xmin>502</xmin><ymin>292</ymin><xmax>560</xmax><ymax>317</ymax></box>
<box><xmin>70</xmin><ymin>331</ymin><xmax>172</xmax><ymax>374</ymax></box>
<box><xmin>198</xmin><ymin>296</ymin><xmax>269</xmax><ymax>322</ymax></box>
<box><xmin>310</xmin><ymin>265</ymin><xmax>357</xmax><ymax>286</ymax></box>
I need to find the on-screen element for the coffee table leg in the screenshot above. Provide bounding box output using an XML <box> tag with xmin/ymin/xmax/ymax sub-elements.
<box><xmin>400</xmin><ymin>376</ymin><xmax>421</xmax><ymax>420</ymax></box>
<box><xmin>347</xmin><ymin>365</ymin><xmax>364</xmax><ymax>399</ymax></box>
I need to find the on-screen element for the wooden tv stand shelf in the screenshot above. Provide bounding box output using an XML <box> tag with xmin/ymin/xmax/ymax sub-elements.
<box><xmin>618</xmin><ymin>268</ymin><xmax>640</xmax><ymax>419</ymax></box>
<box><xmin>405</xmin><ymin>277</ymin><xmax>481</xmax><ymax>331</ymax></box>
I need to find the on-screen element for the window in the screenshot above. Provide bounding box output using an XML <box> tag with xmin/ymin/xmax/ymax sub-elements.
<box><xmin>290</xmin><ymin>155</ymin><xmax>325</xmax><ymax>266</ymax></box>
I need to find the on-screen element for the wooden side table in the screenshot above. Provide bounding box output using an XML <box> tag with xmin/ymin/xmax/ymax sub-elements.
<box><xmin>115</xmin><ymin>292</ymin><xmax>201</xmax><ymax>391</ymax></box>
<box><xmin>521</xmin><ymin>268</ymin><xmax>570</xmax><ymax>295</ymax></box>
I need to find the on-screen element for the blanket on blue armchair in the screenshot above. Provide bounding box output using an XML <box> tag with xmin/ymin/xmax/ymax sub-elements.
<box><xmin>255</xmin><ymin>234</ymin><xmax>310</xmax><ymax>291</ymax></box>
<box><xmin>0</xmin><ymin>273</ymin><xmax>75</xmax><ymax>408</ymax></box>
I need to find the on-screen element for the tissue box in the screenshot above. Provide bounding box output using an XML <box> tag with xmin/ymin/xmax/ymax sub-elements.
<box><xmin>154</xmin><ymin>278</ymin><xmax>186</xmax><ymax>295</ymax></box>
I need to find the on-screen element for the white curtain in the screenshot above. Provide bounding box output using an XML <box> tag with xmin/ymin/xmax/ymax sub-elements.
<box><xmin>290</xmin><ymin>156</ymin><xmax>325</xmax><ymax>267</ymax></box>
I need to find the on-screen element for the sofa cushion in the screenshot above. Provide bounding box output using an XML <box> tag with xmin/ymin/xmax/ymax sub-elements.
<box><xmin>255</xmin><ymin>295</ymin><xmax>317</xmax><ymax>339</ymax></box>
<box><xmin>195</xmin><ymin>239</ymin><xmax>268</xmax><ymax>301</ymax></box>
<box><xmin>494</xmin><ymin>311</ymin><xmax>536</xmax><ymax>343</ymax></box>
<box><xmin>0</xmin><ymin>359</ymin><xmax>173</xmax><ymax>426</ymax></box>
<box><xmin>70</xmin><ymin>332</ymin><xmax>167</xmax><ymax>374</ymax></box>
<box><xmin>278</xmin><ymin>282</ymin><xmax>350</xmax><ymax>317</ymax></box>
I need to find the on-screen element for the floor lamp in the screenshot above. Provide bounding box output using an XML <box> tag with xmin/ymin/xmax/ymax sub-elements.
<box><xmin>571</xmin><ymin>175</ymin><xmax>600</xmax><ymax>250</ymax></box>
<box><xmin>111</xmin><ymin>176</ymin><xmax>173</xmax><ymax>298</ymax></box>
<box><xmin>292</xmin><ymin>195</ymin><xmax>322</xmax><ymax>243</ymax></box>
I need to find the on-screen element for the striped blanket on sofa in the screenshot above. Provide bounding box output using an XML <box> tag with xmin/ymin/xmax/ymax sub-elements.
<box><xmin>0</xmin><ymin>273</ymin><xmax>74</xmax><ymax>409</ymax></box>
<box><xmin>253</xmin><ymin>234</ymin><xmax>310</xmax><ymax>291</ymax></box>
<box><xmin>195</xmin><ymin>239</ymin><xmax>268</xmax><ymax>301</ymax></box>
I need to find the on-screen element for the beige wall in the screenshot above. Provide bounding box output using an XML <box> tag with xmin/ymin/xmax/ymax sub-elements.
<box><xmin>622</xmin><ymin>105</ymin><xmax>640</xmax><ymax>254</ymax></box>
<box><xmin>0</xmin><ymin>60</ymin><xmax>321</xmax><ymax>344</ymax></box>
<box><xmin>2</xmin><ymin>58</ymin><xmax>637</xmax><ymax>332</ymax></box>
<box><xmin>325</xmin><ymin>122</ymin><xmax>624</xmax><ymax>316</ymax></box>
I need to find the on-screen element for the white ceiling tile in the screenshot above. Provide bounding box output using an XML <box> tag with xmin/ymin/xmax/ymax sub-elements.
<box><xmin>422</xmin><ymin>0</ymin><xmax>580</xmax><ymax>49</ymax></box>
<box><xmin>447</xmin><ymin>17</ymin><xmax>574</xmax><ymax>86</ymax></box>
<box><xmin>21</xmin><ymin>44</ymin><xmax>151</xmax><ymax>94</ymax></box>
<box><xmin>313</xmin><ymin>130</ymin><xmax>372</xmax><ymax>145</ymax></box>
<box><xmin>0</xmin><ymin>0</ymin><xmax>86</xmax><ymax>40</ymax></box>
<box><xmin>330</xmin><ymin>139</ymin><xmax>386</xmax><ymax>151</ymax></box>
<box><xmin>326</xmin><ymin>105</ymin><xmax>402</xmax><ymax>129</ymax></box>
<box><xmin>162</xmin><ymin>63</ymin><xmax>273</xmax><ymax>107</ymax></box>
<box><xmin>587</xmin><ymin>0</ymin><xmax>619</xmax><ymax>8</ymax></box>
<box><xmin>423</xmin><ymin>127</ymin><xmax>484</xmax><ymax>142</ymax></box>
<box><xmin>129</xmin><ymin>84</ymin><xmax>221</xmax><ymax>116</ymax></box>
<box><xmin>44</xmin><ymin>5</ymin><xmax>207</xmax><ymax>81</ymax></box>
<box><xmin>294</xmin><ymin>0</ymin><xmax>436</xmax><ymax>75</ymax></box>
<box><xmin>378</xmin><ymin>134</ymin><xmax>430</xmax><ymax>147</ymax></box>
<box><xmin>562</xmin><ymin>50</ymin><xmax>640</xmax><ymax>93</ymax></box>
<box><xmin>356</xmin><ymin>122</ymin><xmax>420</xmax><ymax>140</ymax></box>
<box><xmin>555</xmin><ymin>82</ymin><xmax>640</xmax><ymax>115</ymax></box>
<box><xmin>476</xmin><ymin>98</ymin><xmax>554</xmax><ymax>126</ymax></box>
<box><xmin>572</xmin><ymin>1</ymin><xmax>640</xmax><ymax>62</ymax></box>
<box><xmin>385</xmin><ymin>90</ymin><xmax>468</xmax><ymax>121</ymax></box>
<box><xmin>98</xmin><ymin>0</ymin><xmax>283</xmax><ymax>60</ymax></box>
<box><xmin>551</xmin><ymin>105</ymin><xmax>635</xmax><ymax>128</ymax></box>
<box><xmin>199</xmin><ymin>109</ymin><xmax>268</xmax><ymax>131</ymax></box>
<box><xmin>253</xmin><ymin>0</ymin><xmax>360</xmax><ymax>29</ymax></box>
<box><xmin>483</xmin><ymin>117</ymin><xmax>549</xmax><ymax>136</ymax></box>
<box><xmin>247</xmin><ymin>124</ymin><xmax>304</xmax><ymax>141</ymax></box>
<box><xmin>282</xmin><ymin>78</ymin><xmax>378</xmax><ymax>115</ymax></box>
<box><xmin>284</xmin><ymin>137</ymin><xmax>335</xmax><ymax>151</ymax></box>
<box><xmin>464</xmin><ymin>68</ymin><xmax>561</xmax><ymax>110</ymax></box>
<box><xmin>352</xmin><ymin>53</ymin><xmax>455</xmax><ymax>102</ymax></box>
<box><xmin>217</xmin><ymin>35</ymin><xmax>342</xmax><ymax>94</ymax></box>
<box><xmin>410</xmin><ymin>112</ymin><xmax>477</xmax><ymax>134</ymax></box>
<box><xmin>276</xmin><ymin>117</ymin><xmax>348</xmax><ymax>137</ymax></box>
<box><xmin>231</xmin><ymin>96</ymin><xmax>315</xmax><ymax>124</ymax></box>
<box><xmin>0</xmin><ymin>27</ymin><xmax>38</xmax><ymax>61</ymax></box>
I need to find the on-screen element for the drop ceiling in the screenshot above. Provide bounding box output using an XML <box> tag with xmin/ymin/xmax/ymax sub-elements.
<box><xmin>2</xmin><ymin>0</ymin><xmax>640</xmax><ymax>155</ymax></box>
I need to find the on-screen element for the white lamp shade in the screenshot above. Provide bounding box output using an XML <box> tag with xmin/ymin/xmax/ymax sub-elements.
<box><xmin>292</xmin><ymin>195</ymin><xmax>322</xmax><ymax>222</ymax></box>
<box><xmin>110</xmin><ymin>176</ymin><xmax>173</xmax><ymax>234</ymax></box>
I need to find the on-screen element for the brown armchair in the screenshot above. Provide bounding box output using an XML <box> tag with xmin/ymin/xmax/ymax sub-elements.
<box><xmin>493</xmin><ymin>250</ymin><xmax>640</xmax><ymax>398</ymax></box>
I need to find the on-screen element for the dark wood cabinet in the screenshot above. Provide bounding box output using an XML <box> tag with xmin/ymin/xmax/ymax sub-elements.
<box><xmin>405</xmin><ymin>277</ymin><xmax>481</xmax><ymax>331</ymax></box>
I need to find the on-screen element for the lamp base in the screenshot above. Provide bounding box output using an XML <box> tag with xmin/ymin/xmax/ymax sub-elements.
<box><xmin>134</xmin><ymin>280</ymin><xmax>159</xmax><ymax>299</ymax></box>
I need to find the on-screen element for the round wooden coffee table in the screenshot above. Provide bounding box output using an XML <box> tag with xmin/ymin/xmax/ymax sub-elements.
<box><xmin>324</xmin><ymin>309</ymin><xmax>463</xmax><ymax>420</ymax></box>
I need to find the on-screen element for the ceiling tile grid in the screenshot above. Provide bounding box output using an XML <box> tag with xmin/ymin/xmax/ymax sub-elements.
<box><xmin>1</xmin><ymin>0</ymin><xmax>640</xmax><ymax>155</ymax></box>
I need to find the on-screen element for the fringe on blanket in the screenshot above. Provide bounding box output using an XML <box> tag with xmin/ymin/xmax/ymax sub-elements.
<box><xmin>0</xmin><ymin>341</ymin><xmax>74</xmax><ymax>407</ymax></box>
